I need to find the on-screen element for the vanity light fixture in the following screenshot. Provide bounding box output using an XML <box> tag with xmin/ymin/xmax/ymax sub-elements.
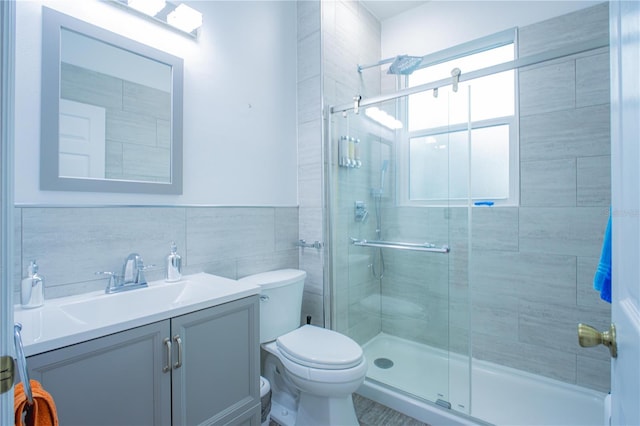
<box><xmin>112</xmin><ymin>0</ymin><xmax>203</xmax><ymax>38</ymax></box>
<box><xmin>365</xmin><ymin>107</ymin><xmax>403</xmax><ymax>130</ymax></box>
<box><xmin>127</xmin><ymin>0</ymin><xmax>166</xmax><ymax>17</ymax></box>
<box><xmin>167</xmin><ymin>4</ymin><xmax>203</xmax><ymax>34</ymax></box>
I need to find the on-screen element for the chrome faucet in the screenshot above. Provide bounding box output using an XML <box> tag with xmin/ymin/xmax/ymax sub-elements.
<box><xmin>97</xmin><ymin>253</ymin><xmax>151</xmax><ymax>294</ymax></box>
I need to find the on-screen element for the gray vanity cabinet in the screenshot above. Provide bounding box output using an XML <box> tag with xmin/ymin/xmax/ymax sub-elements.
<box><xmin>27</xmin><ymin>295</ymin><xmax>260</xmax><ymax>426</ymax></box>
<box><xmin>171</xmin><ymin>295</ymin><xmax>260</xmax><ymax>426</ymax></box>
<box><xmin>27</xmin><ymin>320</ymin><xmax>171</xmax><ymax>425</ymax></box>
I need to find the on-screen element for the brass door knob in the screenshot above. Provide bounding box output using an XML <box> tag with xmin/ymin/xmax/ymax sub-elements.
<box><xmin>578</xmin><ymin>323</ymin><xmax>617</xmax><ymax>358</ymax></box>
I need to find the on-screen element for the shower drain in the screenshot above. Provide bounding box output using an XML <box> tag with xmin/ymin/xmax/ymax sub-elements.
<box><xmin>374</xmin><ymin>357</ymin><xmax>394</xmax><ymax>369</ymax></box>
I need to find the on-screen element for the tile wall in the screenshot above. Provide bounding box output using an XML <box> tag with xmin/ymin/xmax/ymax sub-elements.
<box><xmin>296</xmin><ymin>0</ymin><xmax>382</xmax><ymax>327</ymax></box>
<box><xmin>376</xmin><ymin>3</ymin><xmax>611</xmax><ymax>392</ymax></box>
<box><xmin>13</xmin><ymin>206</ymin><xmax>299</xmax><ymax>300</ymax></box>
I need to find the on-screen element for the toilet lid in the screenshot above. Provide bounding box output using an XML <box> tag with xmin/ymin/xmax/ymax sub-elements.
<box><xmin>276</xmin><ymin>325</ymin><xmax>363</xmax><ymax>370</ymax></box>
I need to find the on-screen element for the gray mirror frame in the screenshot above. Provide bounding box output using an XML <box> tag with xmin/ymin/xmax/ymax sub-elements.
<box><xmin>41</xmin><ymin>7</ymin><xmax>183</xmax><ymax>194</ymax></box>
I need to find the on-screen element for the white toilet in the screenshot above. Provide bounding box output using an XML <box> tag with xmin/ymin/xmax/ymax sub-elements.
<box><xmin>240</xmin><ymin>269</ymin><xmax>367</xmax><ymax>426</ymax></box>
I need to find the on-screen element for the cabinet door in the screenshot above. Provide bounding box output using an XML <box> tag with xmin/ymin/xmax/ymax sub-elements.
<box><xmin>171</xmin><ymin>296</ymin><xmax>260</xmax><ymax>426</ymax></box>
<box><xmin>28</xmin><ymin>320</ymin><xmax>172</xmax><ymax>426</ymax></box>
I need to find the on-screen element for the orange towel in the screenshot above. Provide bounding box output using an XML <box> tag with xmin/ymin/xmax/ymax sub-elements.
<box><xmin>14</xmin><ymin>380</ymin><xmax>58</xmax><ymax>426</ymax></box>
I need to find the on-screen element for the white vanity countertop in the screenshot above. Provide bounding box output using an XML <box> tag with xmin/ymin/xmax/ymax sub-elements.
<box><xmin>15</xmin><ymin>272</ymin><xmax>259</xmax><ymax>357</ymax></box>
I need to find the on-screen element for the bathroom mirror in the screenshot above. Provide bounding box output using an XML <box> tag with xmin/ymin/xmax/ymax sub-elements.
<box><xmin>40</xmin><ymin>7</ymin><xmax>183</xmax><ymax>194</ymax></box>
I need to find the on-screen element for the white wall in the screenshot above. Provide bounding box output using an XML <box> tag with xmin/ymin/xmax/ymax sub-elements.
<box><xmin>382</xmin><ymin>0</ymin><xmax>601</xmax><ymax>59</ymax></box>
<box><xmin>15</xmin><ymin>0</ymin><xmax>298</xmax><ymax>206</ymax></box>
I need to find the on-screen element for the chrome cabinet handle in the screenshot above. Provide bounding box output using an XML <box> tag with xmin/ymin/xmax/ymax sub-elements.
<box><xmin>163</xmin><ymin>337</ymin><xmax>172</xmax><ymax>373</ymax></box>
<box><xmin>173</xmin><ymin>335</ymin><xmax>183</xmax><ymax>369</ymax></box>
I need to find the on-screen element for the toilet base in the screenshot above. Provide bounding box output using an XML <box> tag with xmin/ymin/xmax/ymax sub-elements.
<box><xmin>296</xmin><ymin>392</ymin><xmax>359</xmax><ymax>426</ymax></box>
<box><xmin>270</xmin><ymin>399</ymin><xmax>297</xmax><ymax>426</ymax></box>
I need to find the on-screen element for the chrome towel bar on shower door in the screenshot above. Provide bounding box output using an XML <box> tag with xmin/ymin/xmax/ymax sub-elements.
<box><xmin>350</xmin><ymin>237</ymin><xmax>450</xmax><ymax>253</ymax></box>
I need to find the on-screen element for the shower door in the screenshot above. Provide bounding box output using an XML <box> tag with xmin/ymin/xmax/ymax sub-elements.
<box><xmin>327</xmin><ymin>90</ymin><xmax>472</xmax><ymax>414</ymax></box>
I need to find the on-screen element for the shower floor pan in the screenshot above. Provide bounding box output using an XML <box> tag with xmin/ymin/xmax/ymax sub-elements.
<box><xmin>361</xmin><ymin>333</ymin><xmax>605</xmax><ymax>426</ymax></box>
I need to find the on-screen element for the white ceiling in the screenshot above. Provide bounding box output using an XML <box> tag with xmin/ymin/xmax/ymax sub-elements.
<box><xmin>361</xmin><ymin>1</ymin><xmax>429</xmax><ymax>21</ymax></box>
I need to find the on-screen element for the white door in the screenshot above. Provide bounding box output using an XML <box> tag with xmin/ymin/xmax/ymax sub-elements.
<box><xmin>0</xmin><ymin>1</ymin><xmax>14</xmax><ymax>425</ymax></box>
<box><xmin>610</xmin><ymin>1</ymin><xmax>640</xmax><ymax>425</ymax></box>
<box><xmin>58</xmin><ymin>99</ymin><xmax>106</xmax><ymax>179</ymax></box>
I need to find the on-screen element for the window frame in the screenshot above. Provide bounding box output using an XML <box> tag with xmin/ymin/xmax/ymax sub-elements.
<box><xmin>397</xmin><ymin>28</ymin><xmax>520</xmax><ymax>207</ymax></box>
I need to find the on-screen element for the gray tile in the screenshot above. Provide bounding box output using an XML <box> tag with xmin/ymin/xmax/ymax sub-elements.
<box><xmin>275</xmin><ymin>207</ymin><xmax>299</xmax><ymax>252</ymax></box>
<box><xmin>156</xmin><ymin>119</ymin><xmax>171</xmax><ymax>149</ymax></box>
<box><xmin>577</xmin><ymin>354</ymin><xmax>611</xmax><ymax>392</ymax></box>
<box><xmin>519</xmin><ymin>207</ymin><xmax>609</xmax><ymax>257</ymax></box>
<box><xmin>60</xmin><ymin>62</ymin><xmax>122</xmax><ymax>110</ymax></box>
<box><xmin>299</xmin><ymin>245</ymin><xmax>324</xmax><ymax>294</ymax></box>
<box><xmin>297</xmin><ymin>120</ymin><xmax>322</xmax><ymax>168</ymax></box>
<box><xmin>297</xmin><ymin>75</ymin><xmax>321</xmax><ymax>125</ymax></box>
<box><xmin>518</xmin><ymin>299</ymin><xmax>584</xmax><ymax>354</ymax></box>
<box><xmin>471</xmin><ymin>207</ymin><xmax>519</xmax><ymax>251</ymax></box>
<box><xmin>577</xmin><ymin>155</ymin><xmax>611</xmax><ymax>206</ymax></box>
<box><xmin>121</xmin><ymin>143</ymin><xmax>171</xmax><ymax>182</ymax></box>
<box><xmin>123</xmin><ymin>81</ymin><xmax>171</xmax><ymax>120</ymax></box>
<box><xmin>236</xmin><ymin>250</ymin><xmax>299</xmax><ymax>280</ymax></box>
<box><xmin>297</xmin><ymin>31</ymin><xmax>321</xmax><ymax>83</ymax></box>
<box><xmin>518</xmin><ymin>3</ymin><xmax>609</xmax><ymax>57</ymax></box>
<box><xmin>21</xmin><ymin>207</ymin><xmax>186</xmax><ymax>289</ymax></box>
<box><xmin>296</xmin><ymin>0</ymin><xmax>320</xmax><ymax>41</ymax></box>
<box><xmin>186</xmin><ymin>207</ymin><xmax>275</xmax><ymax>265</ymax></box>
<box><xmin>472</xmin><ymin>331</ymin><xmax>577</xmax><ymax>384</ymax></box>
<box><xmin>187</xmin><ymin>258</ymin><xmax>236</xmax><ymax>280</ymax></box>
<box><xmin>301</xmin><ymin>289</ymin><xmax>325</xmax><ymax>327</ymax></box>
<box><xmin>106</xmin><ymin>108</ymin><xmax>158</xmax><ymax>147</ymax></box>
<box><xmin>576</xmin><ymin>51</ymin><xmax>610</xmax><ymax>108</ymax></box>
<box><xmin>520</xmin><ymin>104</ymin><xmax>610</xmax><ymax>162</ymax></box>
<box><xmin>471</xmin><ymin>292</ymin><xmax>519</xmax><ymax>340</ymax></box>
<box><xmin>299</xmin><ymin>206</ymin><xmax>323</xmax><ymax>243</ymax></box>
<box><xmin>298</xmin><ymin>156</ymin><xmax>322</xmax><ymax>209</ymax></box>
<box><xmin>105</xmin><ymin>141</ymin><xmax>123</xmax><ymax>177</ymax></box>
<box><xmin>472</xmin><ymin>251</ymin><xmax>577</xmax><ymax>304</ymax></box>
<box><xmin>520</xmin><ymin>158</ymin><xmax>576</xmax><ymax>207</ymax></box>
<box><xmin>519</xmin><ymin>60</ymin><xmax>575</xmax><ymax>117</ymax></box>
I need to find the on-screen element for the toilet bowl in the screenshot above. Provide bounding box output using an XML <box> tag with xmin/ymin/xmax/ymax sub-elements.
<box><xmin>240</xmin><ymin>270</ymin><xmax>367</xmax><ymax>426</ymax></box>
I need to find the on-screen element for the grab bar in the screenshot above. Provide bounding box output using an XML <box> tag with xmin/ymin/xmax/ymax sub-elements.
<box><xmin>297</xmin><ymin>239</ymin><xmax>323</xmax><ymax>249</ymax></box>
<box><xmin>14</xmin><ymin>323</ymin><xmax>33</xmax><ymax>405</ymax></box>
<box><xmin>350</xmin><ymin>237</ymin><xmax>450</xmax><ymax>253</ymax></box>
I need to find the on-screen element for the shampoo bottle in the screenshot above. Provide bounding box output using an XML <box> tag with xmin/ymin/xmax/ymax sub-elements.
<box><xmin>165</xmin><ymin>242</ymin><xmax>182</xmax><ymax>282</ymax></box>
<box><xmin>21</xmin><ymin>260</ymin><xmax>44</xmax><ymax>309</ymax></box>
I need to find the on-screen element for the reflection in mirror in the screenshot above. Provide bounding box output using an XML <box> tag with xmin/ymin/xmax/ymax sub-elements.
<box><xmin>41</xmin><ymin>7</ymin><xmax>183</xmax><ymax>194</ymax></box>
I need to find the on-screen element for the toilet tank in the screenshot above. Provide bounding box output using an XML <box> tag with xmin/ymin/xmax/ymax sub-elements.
<box><xmin>239</xmin><ymin>269</ymin><xmax>306</xmax><ymax>343</ymax></box>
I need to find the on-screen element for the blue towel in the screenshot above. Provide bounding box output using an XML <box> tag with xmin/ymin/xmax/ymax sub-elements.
<box><xmin>594</xmin><ymin>212</ymin><xmax>612</xmax><ymax>303</ymax></box>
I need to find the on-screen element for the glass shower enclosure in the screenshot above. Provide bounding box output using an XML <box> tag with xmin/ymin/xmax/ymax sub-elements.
<box><xmin>327</xmin><ymin>87</ymin><xmax>475</xmax><ymax>416</ymax></box>
<box><xmin>325</xmin><ymin>31</ymin><xmax>611</xmax><ymax>424</ymax></box>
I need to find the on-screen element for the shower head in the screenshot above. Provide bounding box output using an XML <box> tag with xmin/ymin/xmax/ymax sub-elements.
<box><xmin>388</xmin><ymin>55</ymin><xmax>423</xmax><ymax>75</ymax></box>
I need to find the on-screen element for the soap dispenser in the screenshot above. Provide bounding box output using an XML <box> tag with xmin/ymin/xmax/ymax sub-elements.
<box><xmin>21</xmin><ymin>260</ymin><xmax>44</xmax><ymax>309</ymax></box>
<box><xmin>165</xmin><ymin>242</ymin><xmax>182</xmax><ymax>282</ymax></box>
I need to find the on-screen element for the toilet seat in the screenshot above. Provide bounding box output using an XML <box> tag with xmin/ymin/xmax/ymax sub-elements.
<box><xmin>276</xmin><ymin>325</ymin><xmax>363</xmax><ymax>369</ymax></box>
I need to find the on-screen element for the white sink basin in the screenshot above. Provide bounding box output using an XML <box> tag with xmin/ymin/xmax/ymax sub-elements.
<box><xmin>61</xmin><ymin>280</ymin><xmax>187</xmax><ymax>324</ymax></box>
<box><xmin>15</xmin><ymin>272</ymin><xmax>259</xmax><ymax>357</ymax></box>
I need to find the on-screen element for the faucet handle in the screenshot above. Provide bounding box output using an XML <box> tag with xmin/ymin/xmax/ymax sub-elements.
<box><xmin>95</xmin><ymin>271</ymin><xmax>121</xmax><ymax>292</ymax></box>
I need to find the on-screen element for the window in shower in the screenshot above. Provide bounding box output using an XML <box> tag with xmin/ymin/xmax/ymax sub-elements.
<box><xmin>401</xmin><ymin>29</ymin><xmax>518</xmax><ymax>206</ymax></box>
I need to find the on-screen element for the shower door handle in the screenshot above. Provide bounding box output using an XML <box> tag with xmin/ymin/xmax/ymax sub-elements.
<box><xmin>578</xmin><ymin>323</ymin><xmax>617</xmax><ymax>358</ymax></box>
